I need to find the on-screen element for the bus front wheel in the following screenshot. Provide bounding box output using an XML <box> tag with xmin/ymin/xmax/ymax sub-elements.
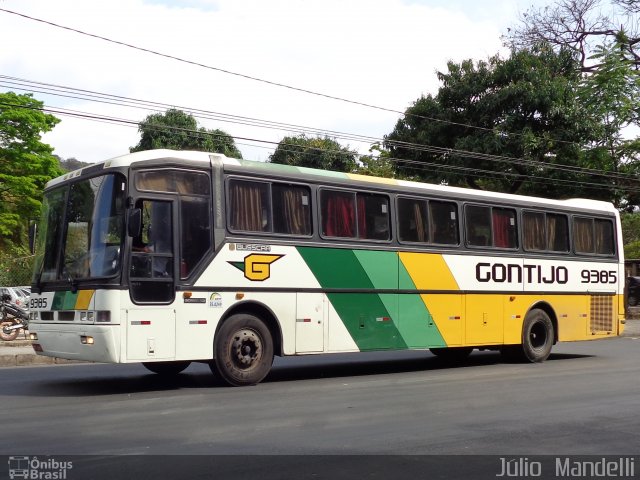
<box><xmin>212</xmin><ymin>313</ymin><xmax>274</xmax><ymax>387</ymax></box>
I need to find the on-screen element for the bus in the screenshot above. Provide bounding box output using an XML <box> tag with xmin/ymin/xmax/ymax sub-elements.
<box><xmin>27</xmin><ymin>149</ymin><xmax>625</xmax><ymax>386</ymax></box>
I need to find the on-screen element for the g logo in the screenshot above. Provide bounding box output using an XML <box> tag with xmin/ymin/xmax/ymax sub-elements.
<box><xmin>229</xmin><ymin>254</ymin><xmax>283</xmax><ymax>281</ymax></box>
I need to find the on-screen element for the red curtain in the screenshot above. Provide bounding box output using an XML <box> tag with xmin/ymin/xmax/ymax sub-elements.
<box><xmin>325</xmin><ymin>195</ymin><xmax>355</xmax><ymax>237</ymax></box>
<box><xmin>492</xmin><ymin>211</ymin><xmax>512</xmax><ymax>248</ymax></box>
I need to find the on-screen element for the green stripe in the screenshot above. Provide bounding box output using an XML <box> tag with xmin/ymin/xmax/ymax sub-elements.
<box><xmin>51</xmin><ymin>291</ymin><xmax>78</xmax><ymax>310</ymax></box>
<box><xmin>297</xmin><ymin>246</ymin><xmax>447</xmax><ymax>350</ymax></box>
<box><xmin>398</xmin><ymin>261</ymin><xmax>446</xmax><ymax>348</ymax></box>
<box><xmin>297</xmin><ymin>247</ymin><xmax>406</xmax><ymax>350</ymax></box>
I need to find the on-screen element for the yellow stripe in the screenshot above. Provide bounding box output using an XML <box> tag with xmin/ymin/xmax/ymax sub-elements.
<box><xmin>75</xmin><ymin>290</ymin><xmax>95</xmax><ymax>310</ymax></box>
<box><xmin>346</xmin><ymin>173</ymin><xmax>399</xmax><ymax>185</ymax></box>
<box><xmin>399</xmin><ymin>252</ymin><xmax>459</xmax><ymax>291</ymax></box>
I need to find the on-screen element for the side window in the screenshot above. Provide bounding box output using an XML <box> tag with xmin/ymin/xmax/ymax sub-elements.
<box><xmin>180</xmin><ymin>196</ymin><xmax>211</xmax><ymax>279</ymax></box>
<box><xmin>523</xmin><ymin>212</ymin><xmax>546</xmax><ymax>251</ymax></box>
<box><xmin>228</xmin><ymin>180</ymin><xmax>271</xmax><ymax>232</ymax></box>
<box><xmin>321</xmin><ymin>190</ymin><xmax>390</xmax><ymax>240</ymax></box>
<box><xmin>595</xmin><ymin>219</ymin><xmax>614</xmax><ymax>255</ymax></box>
<box><xmin>573</xmin><ymin>217</ymin><xmax>594</xmax><ymax>254</ymax></box>
<box><xmin>272</xmin><ymin>184</ymin><xmax>312</xmax><ymax>235</ymax></box>
<box><xmin>523</xmin><ymin>211</ymin><xmax>569</xmax><ymax>253</ymax></box>
<box><xmin>575</xmin><ymin>217</ymin><xmax>615</xmax><ymax>255</ymax></box>
<box><xmin>466</xmin><ymin>205</ymin><xmax>517</xmax><ymax>249</ymax></box>
<box><xmin>228</xmin><ymin>179</ymin><xmax>312</xmax><ymax>236</ymax></box>
<box><xmin>321</xmin><ymin>190</ymin><xmax>356</xmax><ymax>238</ymax></box>
<box><xmin>430</xmin><ymin>201</ymin><xmax>459</xmax><ymax>245</ymax></box>
<box><xmin>357</xmin><ymin>193</ymin><xmax>390</xmax><ymax>240</ymax></box>
<box><xmin>547</xmin><ymin>213</ymin><xmax>569</xmax><ymax>252</ymax></box>
<box><xmin>398</xmin><ymin>198</ymin><xmax>429</xmax><ymax>242</ymax></box>
<box><xmin>466</xmin><ymin>206</ymin><xmax>492</xmax><ymax>247</ymax></box>
<box><xmin>397</xmin><ymin>198</ymin><xmax>458</xmax><ymax>245</ymax></box>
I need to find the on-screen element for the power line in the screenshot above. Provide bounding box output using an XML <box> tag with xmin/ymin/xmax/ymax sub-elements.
<box><xmin>3</xmin><ymin>99</ymin><xmax>639</xmax><ymax>196</ymax></box>
<box><xmin>3</xmin><ymin>75</ymin><xmax>638</xmax><ymax>184</ymax></box>
<box><xmin>0</xmin><ymin>7</ymin><xmax>591</xmax><ymax>148</ymax></box>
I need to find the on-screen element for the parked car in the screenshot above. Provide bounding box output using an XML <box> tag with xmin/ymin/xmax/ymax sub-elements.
<box><xmin>0</xmin><ymin>287</ymin><xmax>28</xmax><ymax>309</ymax></box>
<box><xmin>627</xmin><ymin>276</ymin><xmax>640</xmax><ymax>307</ymax></box>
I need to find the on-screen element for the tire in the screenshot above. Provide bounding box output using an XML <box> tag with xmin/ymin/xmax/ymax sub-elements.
<box><xmin>212</xmin><ymin>313</ymin><xmax>274</xmax><ymax>386</ymax></box>
<box><xmin>429</xmin><ymin>346</ymin><xmax>473</xmax><ymax>361</ymax></box>
<box><xmin>628</xmin><ymin>296</ymin><xmax>637</xmax><ymax>307</ymax></box>
<box><xmin>0</xmin><ymin>320</ymin><xmax>19</xmax><ymax>342</ymax></box>
<box><xmin>142</xmin><ymin>361</ymin><xmax>190</xmax><ymax>375</ymax></box>
<box><xmin>505</xmin><ymin>308</ymin><xmax>554</xmax><ymax>363</ymax></box>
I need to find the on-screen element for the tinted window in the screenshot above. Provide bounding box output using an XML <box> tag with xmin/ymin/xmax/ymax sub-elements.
<box><xmin>523</xmin><ymin>211</ymin><xmax>569</xmax><ymax>253</ymax></box>
<box><xmin>229</xmin><ymin>180</ymin><xmax>271</xmax><ymax>232</ymax></box>
<box><xmin>398</xmin><ymin>198</ymin><xmax>458</xmax><ymax>245</ymax></box>
<box><xmin>229</xmin><ymin>180</ymin><xmax>311</xmax><ymax>236</ymax></box>
<box><xmin>466</xmin><ymin>205</ymin><xmax>517</xmax><ymax>249</ymax></box>
<box><xmin>136</xmin><ymin>170</ymin><xmax>210</xmax><ymax>195</ymax></box>
<box><xmin>321</xmin><ymin>190</ymin><xmax>389</xmax><ymax>240</ymax></box>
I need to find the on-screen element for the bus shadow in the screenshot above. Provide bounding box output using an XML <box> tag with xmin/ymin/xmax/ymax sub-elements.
<box><xmin>19</xmin><ymin>350</ymin><xmax>593</xmax><ymax>397</ymax></box>
<box><xmin>264</xmin><ymin>350</ymin><xmax>593</xmax><ymax>384</ymax></box>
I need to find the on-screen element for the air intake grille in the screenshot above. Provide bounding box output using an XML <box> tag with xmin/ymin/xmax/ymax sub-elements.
<box><xmin>590</xmin><ymin>295</ymin><xmax>614</xmax><ymax>333</ymax></box>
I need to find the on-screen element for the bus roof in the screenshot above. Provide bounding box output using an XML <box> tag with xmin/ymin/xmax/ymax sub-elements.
<box><xmin>47</xmin><ymin>149</ymin><xmax>618</xmax><ymax>215</ymax></box>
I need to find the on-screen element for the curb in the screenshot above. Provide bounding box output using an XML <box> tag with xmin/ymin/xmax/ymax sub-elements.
<box><xmin>0</xmin><ymin>353</ymin><xmax>86</xmax><ymax>367</ymax></box>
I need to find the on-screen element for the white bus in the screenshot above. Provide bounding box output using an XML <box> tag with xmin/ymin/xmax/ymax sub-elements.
<box><xmin>28</xmin><ymin>149</ymin><xmax>625</xmax><ymax>386</ymax></box>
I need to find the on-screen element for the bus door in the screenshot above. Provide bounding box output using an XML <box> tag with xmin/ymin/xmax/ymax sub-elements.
<box><xmin>127</xmin><ymin>198</ymin><xmax>177</xmax><ymax>361</ymax></box>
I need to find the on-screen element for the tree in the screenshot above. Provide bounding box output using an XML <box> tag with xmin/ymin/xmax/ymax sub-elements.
<box><xmin>130</xmin><ymin>108</ymin><xmax>242</xmax><ymax>159</ymax></box>
<box><xmin>269</xmin><ymin>135</ymin><xmax>357</xmax><ymax>172</ymax></box>
<box><xmin>0</xmin><ymin>92</ymin><xmax>62</xmax><ymax>250</ymax></box>
<box><xmin>385</xmin><ymin>46</ymin><xmax>603</xmax><ymax>198</ymax></box>
<box><xmin>504</xmin><ymin>0</ymin><xmax>640</xmax><ymax>73</ymax></box>
<box><xmin>577</xmin><ymin>40</ymin><xmax>640</xmax><ymax>208</ymax></box>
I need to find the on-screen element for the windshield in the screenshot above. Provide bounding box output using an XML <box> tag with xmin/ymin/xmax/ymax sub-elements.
<box><xmin>33</xmin><ymin>174</ymin><xmax>126</xmax><ymax>283</ymax></box>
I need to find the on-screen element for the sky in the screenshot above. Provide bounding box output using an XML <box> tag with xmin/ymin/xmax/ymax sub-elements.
<box><xmin>0</xmin><ymin>0</ymin><xmax>540</xmax><ymax>164</ymax></box>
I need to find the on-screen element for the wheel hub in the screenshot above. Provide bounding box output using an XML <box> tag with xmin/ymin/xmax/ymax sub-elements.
<box><xmin>231</xmin><ymin>329</ymin><xmax>262</xmax><ymax>368</ymax></box>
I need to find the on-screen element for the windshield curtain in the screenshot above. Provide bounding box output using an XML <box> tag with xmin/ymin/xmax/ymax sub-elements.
<box><xmin>33</xmin><ymin>174</ymin><xmax>126</xmax><ymax>283</ymax></box>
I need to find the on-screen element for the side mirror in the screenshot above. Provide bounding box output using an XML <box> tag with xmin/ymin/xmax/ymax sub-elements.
<box><xmin>127</xmin><ymin>209</ymin><xmax>142</xmax><ymax>237</ymax></box>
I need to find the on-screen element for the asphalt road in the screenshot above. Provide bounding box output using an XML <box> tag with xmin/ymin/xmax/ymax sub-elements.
<box><xmin>2</xmin><ymin>336</ymin><xmax>640</xmax><ymax>458</ymax></box>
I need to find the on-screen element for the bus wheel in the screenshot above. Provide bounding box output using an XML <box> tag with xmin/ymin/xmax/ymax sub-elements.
<box><xmin>520</xmin><ymin>309</ymin><xmax>554</xmax><ymax>362</ymax></box>
<box><xmin>429</xmin><ymin>346</ymin><xmax>473</xmax><ymax>361</ymax></box>
<box><xmin>142</xmin><ymin>361</ymin><xmax>190</xmax><ymax>375</ymax></box>
<box><xmin>212</xmin><ymin>313</ymin><xmax>274</xmax><ymax>387</ymax></box>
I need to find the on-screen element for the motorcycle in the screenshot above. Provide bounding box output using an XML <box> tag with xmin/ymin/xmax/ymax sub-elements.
<box><xmin>1</xmin><ymin>293</ymin><xmax>29</xmax><ymax>342</ymax></box>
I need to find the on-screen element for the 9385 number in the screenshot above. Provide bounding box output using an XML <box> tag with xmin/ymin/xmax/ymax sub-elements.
<box><xmin>580</xmin><ymin>269</ymin><xmax>617</xmax><ymax>284</ymax></box>
<box><xmin>29</xmin><ymin>298</ymin><xmax>48</xmax><ymax>309</ymax></box>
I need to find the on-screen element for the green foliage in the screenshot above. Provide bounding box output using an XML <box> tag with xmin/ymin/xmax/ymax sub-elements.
<box><xmin>621</xmin><ymin>212</ymin><xmax>640</xmax><ymax>245</ymax></box>
<box><xmin>624</xmin><ymin>241</ymin><xmax>640</xmax><ymax>260</ymax></box>
<box><xmin>385</xmin><ymin>46</ymin><xmax>605</xmax><ymax>199</ymax></box>
<box><xmin>0</xmin><ymin>245</ymin><xmax>33</xmax><ymax>286</ymax></box>
<box><xmin>130</xmin><ymin>108</ymin><xmax>242</xmax><ymax>159</ymax></box>
<box><xmin>578</xmin><ymin>40</ymin><xmax>640</xmax><ymax>209</ymax></box>
<box><xmin>0</xmin><ymin>92</ymin><xmax>62</xmax><ymax>250</ymax></box>
<box><xmin>269</xmin><ymin>135</ymin><xmax>357</xmax><ymax>172</ymax></box>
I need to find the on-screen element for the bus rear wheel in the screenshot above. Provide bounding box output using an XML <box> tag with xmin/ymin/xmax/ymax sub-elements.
<box><xmin>142</xmin><ymin>361</ymin><xmax>190</xmax><ymax>375</ymax></box>
<box><xmin>503</xmin><ymin>308</ymin><xmax>554</xmax><ymax>363</ymax></box>
<box><xmin>212</xmin><ymin>313</ymin><xmax>274</xmax><ymax>387</ymax></box>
